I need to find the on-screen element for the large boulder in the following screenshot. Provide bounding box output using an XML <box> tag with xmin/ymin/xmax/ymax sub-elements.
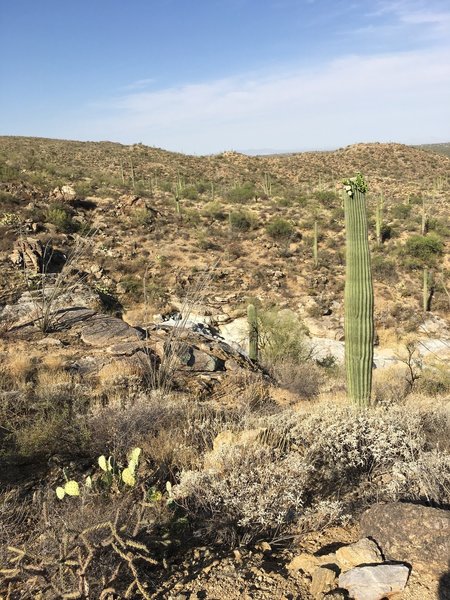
<box><xmin>81</xmin><ymin>315</ymin><xmax>145</xmax><ymax>347</ymax></box>
<box><xmin>360</xmin><ymin>502</ymin><xmax>450</xmax><ymax>577</ymax></box>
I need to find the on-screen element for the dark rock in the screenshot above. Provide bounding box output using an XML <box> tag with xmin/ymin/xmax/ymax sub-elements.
<box><xmin>360</xmin><ymin>502</ymin><xmax>450</xmax><ymax>577</ymax></box>
<box><xmin>81</xmin><ymin>315</ymin><xmax>145</xmax><ymax>347</ymax></box>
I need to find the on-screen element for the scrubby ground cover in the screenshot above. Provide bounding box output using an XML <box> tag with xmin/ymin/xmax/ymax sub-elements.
<box><xmin>0</xmin><ymin>137</ymin><xmax>449</xmax><ymax>598</ymax></box>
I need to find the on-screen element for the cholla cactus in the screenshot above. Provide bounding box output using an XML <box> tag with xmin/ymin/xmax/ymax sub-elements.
<box><xmin>342</xmin><ymin>173</ymin><xmax>374</xmax><ymax>407</ymax></box>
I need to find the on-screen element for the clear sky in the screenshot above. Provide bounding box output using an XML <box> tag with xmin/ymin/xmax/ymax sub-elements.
<box><xmin>1</xmin><ymin>0</ymin><xmax>449</xmax><ymax>154</ymax></box>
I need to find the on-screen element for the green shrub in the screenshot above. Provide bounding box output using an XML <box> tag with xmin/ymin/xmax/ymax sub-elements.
<box><xmin>226</xmin><ymin>182</ymin><xmax>256</xmax><ymax>204</ymax></box>
<box><xmin>258</xmin><ymin>309</ymin><xmax>308</xmax><ymax>364</ymax></box>
<box><xmin>182</xmin><ymin>185</ymin><xmax>198</xmax><ymax>200</ymax></box>
<box><xmin>201</xmin><ymin>201</ymin><xmax>227</xmax><ymax>221</ymax></box>
<box><xmin>129</xmin><ymin>208</ymin><xmax>153</xmax><ymax>227</ymax></box>
<box><xmin>391</xmin><ymin>203</ymin><xmax>412</xmax><ymax>219</ymax></box>
<box><xmin>313</xmin><ymin>190</ymin><xmax>338</xmax><ymax>207</ymax></box>
<box><xmin>266</xmin><ymin>217</ymin><xmax>295</xmax><ymax>241</ymax></box>
<box><xmin>119</xmin><ymin>276</ymin><xmax>142</xmax><ymax>300</ymax></box>
<box><xmin>229</xmin><ymin>210</ymin><xmax>257</xmax><ymax>231</ymax></box>
<box><xmin>372</xmin><ymin>255</ymin><xmax>397</xmax><ymax>280</ymax></box>
<box><xmin>46</xmin><ymin>204</ymin><xmax>78</xmax><ymax>233</ymax></box>
<box><xmin>404</xmin><ymin>233</ymin><xmax>443</xmax><ymax>264</ymax></box>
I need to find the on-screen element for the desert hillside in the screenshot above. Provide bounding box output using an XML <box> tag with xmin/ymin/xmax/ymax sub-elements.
<box><xmin>0</xmin><ymin>137</ymin><xmax>449</xmax><ymax>600</ymax></box>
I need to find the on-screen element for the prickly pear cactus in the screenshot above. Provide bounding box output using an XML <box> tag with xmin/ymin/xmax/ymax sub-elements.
<box><xmin>343</xmin><ymin>173</ymin><xmax>374</xmax><ymax>407</ymax></box>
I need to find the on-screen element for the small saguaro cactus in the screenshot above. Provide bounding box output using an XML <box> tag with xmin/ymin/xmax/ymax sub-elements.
<box><xmin>313</xmin><ymin>220</ymin><xmax>319</xmax><ymax>267</ymax></box>
<box><xmin>423</xmin><ymin>268</ymin><xmax>434</xmax><ymax>312</ymax></box>
<box><xmin>421</xmin><ymin>197</ymin><xmax>429</xmax><ymax>235</ymax></box>
<box><xmin>247</xmin><ymin>303</ymin><xmax>259</xmax><ymax>361</ymax></box>
<box><xmin>375</xmin><ymin>193</ymin><xmax>383</xmax><ymax>247</ymax></box>
<box><xmin>343</xmin><ymin>173</ymin><xmax>374</xmax><ymax>407</ymax></box>
<box><xmin>174</xmin><ymin>175</ymin><xmax>184</xmax><ymax>216</ymax></box>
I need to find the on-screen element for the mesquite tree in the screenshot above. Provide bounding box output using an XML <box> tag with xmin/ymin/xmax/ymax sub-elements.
<box><xmin>343</xmin><ymin>174</ymin><xmax>374</xmax><ymax>407</ymax></box>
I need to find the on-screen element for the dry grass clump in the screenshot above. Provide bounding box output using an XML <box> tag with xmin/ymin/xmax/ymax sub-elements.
<box><xmin>4</xmin><ymin>353</ymin><xmax>35</xmax><ymax>385</ymax></box>
<box><xmin>1</xmin><ymin>365</ymin><xmax>90</xmax><ymax>460</ymax></box>
<box><xmin>86</xmin><ymin>393</ymin><xmax>247</xmax><ymax>478</ymax></box>
<box><xmin>273</xmin><ymin>358</ymin><xmax>324</xmax><ymax>399</ymax></box>
<box><xmin>372</xmin><ymin>366</ymin><xmax>410</xmax><ymax>405</ymax></box>
<box><xmin>174</xmin><ymin>401</ymin><xmax>450</xmax><ymax>545</ymax></box>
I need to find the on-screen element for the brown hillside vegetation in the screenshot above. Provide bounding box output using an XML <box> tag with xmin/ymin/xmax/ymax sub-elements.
<box><xmin>0</xmin><ymin>137</ymin><xmax>449</xmax><ymax>599</ymax></box>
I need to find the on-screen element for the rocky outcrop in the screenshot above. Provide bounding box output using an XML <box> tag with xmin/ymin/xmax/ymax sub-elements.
<box><xmin>51</xmin><ymin>184</ymin><xmax>77</xmax><ymax>202</ymax></box>
<box><xmin>360</xmin><ymin>502</ymin><xmax>450</xmax><ymax>577</ymax></box>
<box><xmin>9</xmin><ymin>237</ymin><xmax>45</xmax><ymax>273</ymax></box>
<box><xmin>80</xmin><ymin>315</ymin><xmax>145</xmax><ymax>347</ymax></box>
<box><xmin>288</xmin><ymin>537</ymin><xmax>410</xmax><ymax>599</ymax></box>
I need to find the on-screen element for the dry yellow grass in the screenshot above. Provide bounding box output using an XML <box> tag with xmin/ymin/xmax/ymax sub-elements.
<box><xmin>5</xmin><ymin>353</ymin><xmax>35</xmax><ymax>383</ymax></box>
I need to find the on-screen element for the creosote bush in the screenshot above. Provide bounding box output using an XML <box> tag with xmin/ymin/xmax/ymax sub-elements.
<box><xmin>258</xmin><ymin>308</ymin><xmax>308</xmax><ymax>365</ymax></box>
<box><xmin>404</xmin><ymin>233</ymin><xmax>443</xmax><ymax>264</ymax></box>
<box><xmin>46</xmin><ymin>204</ymin><xmax>78</xmax><ymax>233</ymax></box>
<box><xmin>265</xmin><ymin>217</ymin><xmax>295</xmax><ymax>241</ymax></box>
<box><xmin>229</xmin><ymin>209</ymin><xmax>257</xmax><ymax>232</ymax></box>
<box><xmin>226</xmin><ymin>182</ymin><xmax>256</xmax><ymax>203</ymax></box>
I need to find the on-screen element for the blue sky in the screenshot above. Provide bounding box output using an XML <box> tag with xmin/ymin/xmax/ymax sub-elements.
<box><xmin>1</xmin><ymin>0</ymin><xmax>449</xmax><ymax>154</ymax></box>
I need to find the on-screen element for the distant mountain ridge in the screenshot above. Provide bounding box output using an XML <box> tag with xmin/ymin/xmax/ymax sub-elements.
<box><xmin>416</xmin><ymin>142</ymin><xmax>450</xmax><ymax>159</ymax></box>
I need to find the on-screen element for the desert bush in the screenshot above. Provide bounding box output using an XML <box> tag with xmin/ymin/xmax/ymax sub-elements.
<box><xmin>273</xmin><ymin>359</ymin><xmax>323</xmax><ymax>399</ymax></box>
<box><xmin>46</xmin><ymin>204</ymin><xmax>78</xmax><ymax>233</ymax></box>
<box><xmin>174</xmin><ymin>402</ymin><xmax>450</xmax><ymax>545</ymax></box>
<box><xmin>129</xmin><ymin>208</ymin><xmax>153</xmax><ymax>227</ymax></box>
<box><xmin>372</xmin><ymin>367</ymin><xmax>410</xmax><ymax>405</ymax></box>
<box><xmin>182</xmin><ymin>184</ymin><xmax>198</xmax><ymax>200</ymax></box>
<box><xmin>258</xmin><ymin>309</ymin><xmax>309</xmax><ymax>365</ymax></box>
<box><xmin>313</xmin><ymin>190</ymin><xmax>338</xmax><ymax>207</ymax></box>
<box><xmin>404</xmin><ymin>233</ymin><xmax>443</xmax><ymax>264</ymax></box>
<box><xmin>265</xmin><ymin>217</ymin><xmax>295</xmax><ymax>241</ymax></box>
<box><xmin>371</xmin><ymin>255</ymin><xmax>397</xmax><ymax>280</ymax></box>
<box><xmin>229</xmin><ymin>210</ymin><xmax>258</xmax><ymax>232</ymax></box>
<box><xmin>201</xmin><ymin>201</ymin><xmax>227</xmax><ymax>221</ymax></box>
<box><xmin>175</xmin><ymin>443</ymin><xmax>310</xmax><ymax>543</ymax></box>
<box><xmin>391</xmin><ymin>203</ymin><xmax>412</xmax><ymax>219</ymax></box>
<box><xmin>119</xmin><ymin>276</ymin><xmax>143</xmax><ymax>300</ymax></box>
<box><xmin>416</xmin><ymin>365</ymin><xmax>450</xmax><ymax>396</ymax></box>
<box><xmin>226</xmin><ymin>182</ymin><xmax>256</xmax><ymax>203</ymax></box>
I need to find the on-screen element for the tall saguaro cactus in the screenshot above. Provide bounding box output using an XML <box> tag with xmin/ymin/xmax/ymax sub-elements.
<box><xmin>247</xmin><ymin>303</ymin><xmax>259</xmax><ymax>362</ymax></box>
<box><xmin>343</xmin><ymin>174</ymin><xmax>374</xmax><ymax>407</ymax></box>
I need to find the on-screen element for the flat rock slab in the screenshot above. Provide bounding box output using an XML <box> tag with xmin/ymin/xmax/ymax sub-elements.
<box><xmin>81</xmin><ymin>315</ymin><xmax>144</xmax><ymax>347</ymax></box>
<box><xmin>360</xmin><ymin>502</ymin><xmax>450</xmax><ymax>577</ymax></box>
<box><xmin>339</xmin><ymin>564</ymin><xmax>409</xmax><ymax>600</ymax></box>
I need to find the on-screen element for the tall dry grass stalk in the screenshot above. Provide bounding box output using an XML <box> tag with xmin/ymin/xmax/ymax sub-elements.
<box><xmin>21</xmin><ymin>229</ymin><xmax>96</xmax><ymax>333</ymax></box>
<box><xmin>142</xmin><ymin>260</ymin><xmax>220</xmax><ymax>392</ymax></box>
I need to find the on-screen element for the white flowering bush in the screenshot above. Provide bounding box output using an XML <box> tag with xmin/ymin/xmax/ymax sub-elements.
<box><xmin>174</xmin><ymin>444</ymin><xmax>311</xmax><ymax>542</ymax></box>
<box><xmin>174</xmin><ymin>402</ymin><xmax>450</xmax><ymax>544</ymax></box>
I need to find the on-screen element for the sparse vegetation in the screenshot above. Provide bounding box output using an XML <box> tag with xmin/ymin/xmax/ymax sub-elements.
<box><xmin>0</xmin><ymin>136</ymin><xmax>449</xmax><ymax>599</ymax></box>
